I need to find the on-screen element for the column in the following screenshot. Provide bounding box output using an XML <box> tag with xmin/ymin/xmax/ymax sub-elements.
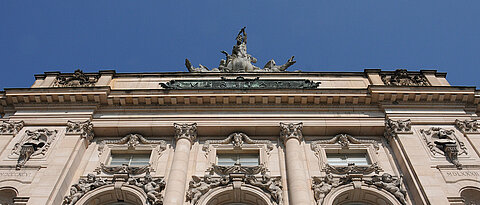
<box><xmin>280</xmin><ymin>122</ymin><xmax>312</xmax><ymax>205</ymax></box>
<box><xmin>164</xmin><ymin>123</ymin><xmax>197</xmax><ymax>205</ymax></box>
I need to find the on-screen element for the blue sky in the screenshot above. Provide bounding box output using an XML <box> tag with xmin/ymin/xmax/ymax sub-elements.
<box><xmin>1</xmin><ymin>1</ymin><xmax>479</xmax><ymax>89</ymax></box>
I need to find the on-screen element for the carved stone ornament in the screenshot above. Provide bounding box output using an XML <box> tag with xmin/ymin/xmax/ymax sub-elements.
<box><xmin>53</xmin><ymin>69</ymin><xmax>99</xmax><ymax>87</ymax></box>
<box><xmin>98</xmin><ymin>134</ymin><xmax>167</xmax><ymax>152</ymax></box>
<box><xmin>420</xmin><ymin>127</ymin><xmax>467</xmax><ymax>168</ymax></box>
<box><xmin>203</xmin><ymin>132</ymin><xmax>273</xmax><ymax>152</ymax></box>
<box><xmin>280</xmin><ymin>122</ymin><xmax>303</xmax><ymax>142</ymax></box>
<box><xmin>185</xmin><ymin>27</ymin><xmax>297</xmax><ymax>73</ymax></box>
<box><xmin>11</xmin><ymin>128</ymin><xmax>57</xmax><ymax>169</ymax></box>
<box><xmin>310</xmin><ymin>133</ymin><xmax>379</xmax><ymax>151</ymax></box>
<box><xmin>174</xmin><ymin>123</ymin><xmax>197</xmax><ymax>142</ymax></box>
<box><xmin>385</xmin><ymin>119</ymin><xmax>412</xmax><ymax>141</ymax></box>
<box><xmin>365</xmin><ymin>173</ymin><xmax>407</xmax><ymax>205</ymax></box>
<box><xmin>324</xmin><ymin>163</ymin><xmax>380</xmax><ymax>175</ymax></box>
<box><xmin>0</xmin><ymin>120</ymin><xmax>24</xmax><ymax>135</ymax></box>
<box><xmin>66</xmin><ymin>120</ymin><xmax>94</xmax><ymax>140</ymax></box>
<box><xmin>455</xmin><ymin>119</ymin><xmax>480</xmax><ymax>133</ymax></box>
<box><xmin>160</xmin><ymin>76</ymin><xmax>320</xmax><ymax>90</ymax></box>
<box><xmin>380</xmin><ymin>69</ymin><xmax>429</xmax><ymax>86</ymax></box>
<box><xmin>207</xmin><ymin>164</ymin><xmax>267</xmax><ymax>176</ymax></box>
<box><xmin>98</xmin><ymin>163</ymin><xmax>151</xmax><ymax>175</ymax></box>
<box><xmin>187</xmin><ymin>167</ymin><xmax>283</xmax><ymax>205</ymax></box>
<box><xmin>63</xmin><ymin>171</ymin><xmax>165</xmax><ymax>205</ymax></box>
<box><xmin>312</xmin><ymin>173</ymin><xmax>407</xmax><ymax>205</ymax></box>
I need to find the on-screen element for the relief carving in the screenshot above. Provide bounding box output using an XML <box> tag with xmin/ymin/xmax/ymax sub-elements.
<box><xmin>455</xmin><ymin>119</ymin><xmax>480</xmax><ymax>133</ymax></box>
<box><xmin>365</xmin><ymin>173</ymin><xmax>407</xmax><ymax>205</ymax></box>
<box><xmin>63</xmin><ymin>171</ymin><xmax>165</xmax><ymax>205</ymax></box>
<box><xmin>280</xmin><ymin>122</ymin><xmax>303</xmax><ymax>142</ymax></box>
<box><xmin>11</xmin><ymin>128</ymin><xmax>57</xmax><ymax>169</ymax></box>
<box><xmin>324</xmin><ymin>163</ymin><xmax>380</xmax><ymax>175</ymax></box>
<box><xmin>310</xmin><ymin>133</ymin><xmax>379</xmax><ymax>151</ymax></box>
<box><xmin>202</xmin><ymin>132</ymin><xmax>273</xmax><ymax>153</ymax></box>
<box><xmin>381</xmin><ymin>69</ymin><xmax>429</xmax><ymax>86</ymax></box>
<box><xmin>98</xmin><ymin>163</ymin><xmax>151</xmax><ymax>175</ymax></box>
<box><xmin>174</xmin><ymin>123</ymin><xmax>197</xmax><ymax>143</ymax></box>
<box><xmin>385</xmin><ymin>119</ymin><xmax>412</xmax><ymax>141</ymax></box>
<box><xmin>187</xmin><ymin>165</ymin><xmax>283</xmax><ymax>205</ymax></box>
<box><xmin>66</xmin><ymin>120</ymin><xmax>94</xmax><ymax>140</ymax></box>
<box><xmin>420</xmin><ymin>127</ymin><xmax>467</xmax><ymax>168</ymax></box>
<box><xmin>54</xmin><ymin>69</ymin><xmax>99</xmax><ymax>87</ymax></box>
<box><xmin>312</xmin><ymin>173</ymin><xmax>407</xmax><ymax>205</ymax></box>
<box><xmin>0</xmin><ymin>120</ymin><xmax>24</xmax><ymax>135</ymax></box>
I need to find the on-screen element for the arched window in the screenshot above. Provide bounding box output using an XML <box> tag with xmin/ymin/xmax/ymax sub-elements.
<box><xmin>461</xmin><ymin>188</ymin><xmax>480</xmax><ymax>205</ymax></box>
<box><xmin>0</xmin><ymin>187</ymin><xmax>18</xmax><ymax>205</ymax></box>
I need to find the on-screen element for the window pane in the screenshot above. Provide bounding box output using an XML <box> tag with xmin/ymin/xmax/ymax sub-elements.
<box><xmin>217</xmin><ymin>154</ymin><xmax>237</xmax><ymax>166</ymax></box>
<box><xmin>327</xmin><ymin>153</ymin><xmax>369</xmax><ymax>166</ymax></box>
<box><xmin>217</xmin><ymin>153</ymin><xmax>259</xmax><ymax>166</ymax></box>
<box><xmin>239</xmin><ymin>154</ymin><xmax>259</xmax><ymax>166</ymax></box>
<box><xmin>110</xmin><ymin>153</ymin><xmax>151</xmax><ymax>166</ymax></box>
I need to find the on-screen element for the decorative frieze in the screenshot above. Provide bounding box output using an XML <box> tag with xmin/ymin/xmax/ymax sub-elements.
<box><xmin>53</xmin><ymin>69</ymin><xmax>99</xmax><ymax>87</ymax></box>
<box><xmin>63</xmin><ymin>171</ymin><xmax>165</xmax><ymax>205</ymax></box>
<box><xmin>207</xmin><ymin>164</ymin><xmax>266</xmax><ymax>176</ymax></box>
<box><xmin>11</xmin><ymin>129</ymin><xmax>57</xmax><ymax>169</ymax></box>
<box><xmin>203</xmin><ymin>132</ymin><xmax>273</xmax><ymax>152</ymax></box>
<box><xmin>98</xmin><ymin>163</ymin><xmax>151</xmax><ymax>175</ymax></box>
<box><xmin>310</xmin><ymin>133</ymin><xmax>379</xmax><ymax>151</ymax></box>
<box><xmin>0</xmin><ymin>120</ymin><xmax>24</xmax><ymax>135</ymax></box>
<box><xmin>385</xmin><ymin>119</ymin><xmax>412</xmax><ymax>141</ymax></box>
<box><xmin>455</xmin><ymin>119</ymin><xmax>479</xmax><ymax>133</ymax></box>
<box><xmin>174</xmin><ymin>123</ymin><xmax>197</xmax><ymax>143</ymax></box>
<box><xmin>381</xmin><ymin>69</ymin><xmax>429</xmax><ymax>86</ymax></box>
<box><xmin>160</xmin><ymin>77</ymin><xmax>320</xmax><ymax>90</ymax></box>
<box><xmin>324</xmin><ymin>163</ymin><xmax>380</xmax><ymax>175</ymax></box>
<box><xmin>420</xmin><ymin>127</ymin><xmax>467</xmax><ymax>168</ymax></box>
<box><xmin>66</xmin><ymin>120</ymin><xmax>94</xmax><ymax>140</ymax></box>
<box><xmin>280</xmin><ymin>122</ymin><xmax>303</xmax><ymax>142</ymax></box>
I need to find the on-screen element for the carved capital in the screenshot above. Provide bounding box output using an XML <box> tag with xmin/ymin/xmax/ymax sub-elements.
<box><xmin>280</xmin><ymin>122</ymin><xmax>303</xmax><ymax>142</ymax></box>
<box><xmin>66</xmin><ymin>120</ymin><xmax>94</xmax><ymax>140</ymax></box>
<box><xmin>0</xmin><ymin>120</ymin><xmax>24</xmax><ymax>135</ymax></box>
<box><xmin>455</xmin><ymin>119</ymin><xmax>480</xmax><ymax>133</ymax></box>
<box><xmin>385</xmin><ymin>119</ymin><xmax>412</xmax><ymax>141</ymax></box>
<box><xmin>174</xmin><ymin>123</ymin><xmax>197</xmax><ymax>143</ymax></box>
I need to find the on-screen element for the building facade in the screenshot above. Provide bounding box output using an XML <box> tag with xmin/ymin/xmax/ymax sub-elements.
<box><xmin>1</xmin><ymin>30</ymin><xmax>480</xmax><ymax>205</ymax></box>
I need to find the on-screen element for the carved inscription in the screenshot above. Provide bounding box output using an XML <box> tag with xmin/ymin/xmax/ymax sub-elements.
<box><xmin>439</xmin><ymin>169</ymin><xmax>480</xmax><ymax>183</ymax></box>
<box><xmin>0</xmin><ymin>168</ymin><xmax>38</xmax><ymax>183</ymax></box>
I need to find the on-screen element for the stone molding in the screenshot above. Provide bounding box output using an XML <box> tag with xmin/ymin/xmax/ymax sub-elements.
<box><xmin>11</xmin><ymin>128</ymin><xmax>57</xmax><ymax>169</ymax></box>
<box><xmin>66</xmin><ymin>120</ymin><xmax>94</xmax><ymax>140</ymax></box>
<box><xmin>324</xmin><ymin>163</ymin><xmax>380</xmax><ymax>175</ymax></box>
<box><xmin>53</xmin><ymin>69</ymin><xmax>99</xmax><ymax>87</ymax></box>
<box><xmin>203</xmin><ymin>132</ymin><xmax>273</xmax><ymax>152</ymax></box>
<box><xmin>420</xmin><ymin>127</ymin><xmax>467</xmax><ymax>168</ymax></box>
<box><xmin>0</xmin><ymin>120</ymin><xmax>24</xmax><ymax>135</ymax></box>
<box><xmin>98</xmin><ymin>163</ymin><xmax>151</xmax><ymax>175</ymax></box>
<box><xmin>455</xmin><ymin>119</ymin><xmax>480</xmax><ymax>134</ymax></box>
<box><xmin>310</xmin><ymin>133</ymin><xmax>379</xmax><ymax>151</ymax></box>
<box><xmin>279</xmin><ymin>122</ymin><xmax>303</xmax><ymax>142</ymax></box>
<box><xmin>63</xmin><ymin>171</ymin><xmax>165</xmax><ymax>205</ymax></box>
<box><xmin>385</xmin><ymin>119</ymin><xmax>412</xmax><ymax>141</ymax></box>
<box><xmin>160</xmin><ymin>77</ymin><xmax>320</xmax><ymax>90</ymax></box>
<box><xmin>97</xmin><ymin>133</ymin><xmax>167</xmax><ymax>158</ymax></box>
<box><xmin>174</xmin><ymin>123</ymin><xmax>197</xmax><ymax>143</ymax></box>
<box><xmin>312</xmin><ymin>173</ymin><xmax>407</xmax><ymax>205</ymax></box>
<box><xmin>380</xmin><ymin>69</ymin><xmax>429</xmax><ymax>86</ymax></box>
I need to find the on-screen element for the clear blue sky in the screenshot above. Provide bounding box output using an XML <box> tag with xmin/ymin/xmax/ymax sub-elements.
<box><xmin>1</xmin><ymin>1</ymin><xmax>479</xmax><ymax>89</ymax></box>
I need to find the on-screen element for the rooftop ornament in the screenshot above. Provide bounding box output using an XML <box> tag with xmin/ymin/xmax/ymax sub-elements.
<box><xmin>185</xmin><ymin>27</ymin><xmax>296</xmax><ymax>72</ymax></box>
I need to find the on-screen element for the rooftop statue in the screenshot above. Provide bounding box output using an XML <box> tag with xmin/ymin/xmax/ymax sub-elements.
<box><xmin>185</xmin><ymin>27</ymin><xmax>296</xmax><ymax>72</ymax></box>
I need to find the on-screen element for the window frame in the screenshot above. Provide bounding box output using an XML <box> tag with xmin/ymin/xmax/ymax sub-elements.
<box><xmin>216</xmin><ymin>151</ymin><xmax>260</xmax><ymax>166</ymax></box>
<box><xmin>98</xmin><ymin>140</ymin><xmax>164</xmax><ymax>172</ymax></box>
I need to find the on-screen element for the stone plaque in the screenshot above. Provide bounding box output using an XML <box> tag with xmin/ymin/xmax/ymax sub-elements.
<box><xmin>438</xmin><ymin>168</ymin><xmax>480</xmax><ymax>183</ymax></box>
<box><xmin>0</xmin><ymin>167</ymin><xmax>38</xmax><ymax>183</ymax></box>
<box><xmin>160</xmin><ymin>77</ymin><xmax>320</xmax><ymax>90</ymax></box>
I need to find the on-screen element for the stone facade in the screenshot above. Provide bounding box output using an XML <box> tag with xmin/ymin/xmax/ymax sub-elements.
<box><xmin>0</xmin><ymin>67</ymin><xmax>479</xmax><ymax>205</ymax></box>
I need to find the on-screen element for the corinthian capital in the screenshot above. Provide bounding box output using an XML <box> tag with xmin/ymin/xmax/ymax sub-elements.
<box><xmin>0</xmin><ymin>120</ymin><xmax>24</xmax><ymax>135</ymax></box>
<box><xmin>280</xmin><ymin>122</ymin><xmax>303</xmax><ymax>142</ymax></box>
<box><xmin>174</xmin><ymin>123</ymin><xmax>197</xmax><ymax>143</ymax></box>
<box><xmin>66</xmin><ymin>120</ymin><xmax>94</xmax><ymax>140</ymax></box>
<box><xmin>455</xmin><ymin>119</ymin><xmax>479</xmax><ymax>133</ymax></box>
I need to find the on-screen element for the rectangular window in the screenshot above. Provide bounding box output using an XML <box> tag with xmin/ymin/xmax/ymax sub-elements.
<box><xmin>326</xmin><ymin>153</ymin><xmax>370</xmax><ymax>166</ymax></box>
<box><xmin>217</xmin><ymin>153</ymin><xmax>259</xmax><ymax>166</ymax></box>
<box><xmin>109</xmin><ymin>153</ymin><xmax>151</xmax><ymax>166</ymax></box>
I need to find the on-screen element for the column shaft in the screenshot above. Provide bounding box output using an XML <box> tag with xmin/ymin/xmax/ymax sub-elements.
<box><xmin>164</xmin><ymin>138</ymin><xmax>192</xmax><ymax>205</ymax></box>
<box><xmin>285</xmin><ymin>138</ymin><xmax>312</xmax><ymax>205</ymax></box>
